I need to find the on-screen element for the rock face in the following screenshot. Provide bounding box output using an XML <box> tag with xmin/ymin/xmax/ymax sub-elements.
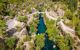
<box><xmin>57</xmin><ymin>8</ymin><xmax>64</xmax><ymax>17</ymax></box>
<box><xmin>6</xmin><ymin>18</ymin><xmax>26</xmax><ymax>37</ymax></box>
<box><xmin>58</xmin><ymin>19</ymin><xmax>75</xmax><ymax>34</ymax></box>
<box><xmin>6</xmin><ymin>19</ymin><xmax>24</xmax><ymax>30</ymax></box>
<box><xmin>23</xmin><ymin>42</ymin><xmax>31</xmax><ymax>50</ymax></box>
<box><xmin>13</xmin><ymin>28</ymin><xmax>27</xmax><ymax>39</ymax></box>
<box><xmin>6</xmin><ymin>28</ymin><xmax>17</xmax><ymax>36</ymax></box>
<box><xmin>45</xmin><ymin>8</ymin><xmax>64</xmax><ymax>21</ymax></box>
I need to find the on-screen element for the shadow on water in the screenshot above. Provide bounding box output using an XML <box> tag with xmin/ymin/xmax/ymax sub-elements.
<box><xmin>42</xmin><ymin>33</ymin><xmax>59</xmax><ymax>50</ymax></box>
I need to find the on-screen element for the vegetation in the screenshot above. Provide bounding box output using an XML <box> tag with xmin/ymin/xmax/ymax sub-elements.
<box><xmin>0</xmin><ymin>0</ymin><xmax>80</xmax><ymax>50</ymax></box>
<box><xmin>35</xmin><ymin>34</ymin><xmax>45</xmax><ymax>50</ymax></box>
<box><xmin>0</xmin><ymin>19</ymin><xmax>6</xmax><ymax>36</ymax></box>
<box><xmin>30</xmin><ymin>24</ymin><xmax>36</xmax><ymax>33</ymax></box>
<box><xmin>64</xmin><ymin>10</ymin><xmax>73</xmax><ymax>20</ymax></box>
<box><xmin>23</xmin><ymin>35</ymin><xmax>31</xmax><ymax>41</ymax></box>
<box><xmin>45</xmin><ymin>17</ymin><xmax>75</xmax><ymax>50</ymax></box>
<box><xmin>0</xmin><ymin>39</ymin><xmax>6</xmax><ymax>50</ymax></box>
<box><xmin>29</xmin><ymin>17</ymin><xmax>38</xmax><ymax>33</ymax></box>
<box><xmin>18</xmin><ymin>16</ymin><xmax>27</xmax><ymax>22</ymax></box>
<box><xmin>65</xmin><ymin>0</ymin><xmax>78</xmax><ymax>12</ymax></box>
<box><xmin>56</xmin><ymin>35</ymin><xmax>74</xmax><ymax>50</ymax></box>
<box><xmin>76</xmin><ymin>25</ymin><xmax>80</xmax><ymax>38</ymax></box>
<box><xmin>5</xmin><ymin>37</ymin><xmax>17</xmax><ymax>49</ymax></box>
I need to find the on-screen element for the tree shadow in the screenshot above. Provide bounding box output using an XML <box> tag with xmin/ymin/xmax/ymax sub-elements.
<box><xmin>42</xmin><ymin>33</ymin><xmax>59</xmax><ymax>50</ymax></box>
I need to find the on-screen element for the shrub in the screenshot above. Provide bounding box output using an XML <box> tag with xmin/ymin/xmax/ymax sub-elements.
<box><xmin>18</xmin><ymin>16</ymin><xmax>27</xmax><ymax>22</ymax></box>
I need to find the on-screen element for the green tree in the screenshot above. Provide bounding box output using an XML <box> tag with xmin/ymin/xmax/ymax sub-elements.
<box><xmin>56</xmin><ymin>36</ymin><xmax>70</xmax><ymax>50</ymax></box>
<box><xmin>5</xmin><ymin>37</ymin><xmax>17</xmax><ymax>49</ymax></box>
<box><xmin>0</xmin><ymin>43</ymin><xmax>6</xmax><ymax>50</ymax></box>
<box><xmin>0</xmin><ymin>19</ymin><xmax>6</xmax><ymax>36</ymax></box>
<box><xmin>18</xmin><ymin>16</ymin><xmax>27</xmax><ymax>22</ymax></box>
<box><xmin>72</xmin><ymin>15</ymin><xmax>79</xmax><ymax>28</ymax></box>
<box><xmin>0</xmin><ymin>39</ymin><xmax>6</xmax><ymax>50</ymax></box>
<box><xmin>76</xmin><ymin>25</ymin><xmax>80</xmax><ymax>38</ymax></box>
<box><xmin>0</xmin><ymin>0</ymin><xmax>7</xmax><ymax>15</ymax></box>
<box><xmin>8</xmin><ymin>0</ymin><xmax>17</xmax><ymax>4</ymax></box>
<box><xmin>65</xmin><ymin>0</ymin><xmax>77</xmax><ymax>12</ymax></box>
<box><xmin>45</xmin><ymin>17</ymin><xmax>71</xmax><ymax>50</ymax></box>
<box><xmin>23</xmin><ymin>35</ymin><xmax>31</xmax><ymax>42</ymax></box>
<box><xmin>30</xmin><ymin>24</ymin><xmax>36</xmax><ymax>33</ymax></box>
<box><xmin>45</xmin><ymin>18</ymin><xmax>59</xmax><ymax>40</ymax></box>
<box><xmin>35</xmin><ymin>34</ymin><xmax>45</xmax><ymax>50</ymax></box>
<box><xmin>64</xmin><ymin>10</ymin><xmax>73</xmax><ymax>20</ymax></box>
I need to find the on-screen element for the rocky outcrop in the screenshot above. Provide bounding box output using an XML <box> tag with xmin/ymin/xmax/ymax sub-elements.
<box><xmin>13</xmin><ymin>28</ymin><xmax>27</xmax><ymax>39</ymax></box>
<box><xmin>58</xmin><ymin>19</ymin><xmax>75</xmax><ymax>35</ymax></box>
<box><xmin>45</xmin><ymin>8</ymin><xmax>64</xmax><ymax>21</ymax></box>
<box><xmin>6</xmin><ymin>19</ymin><xmax>25</xmax><ymax>31</ymax></box>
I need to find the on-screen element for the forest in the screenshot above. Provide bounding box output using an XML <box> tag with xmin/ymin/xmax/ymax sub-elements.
<box><xmin>0</xmin><ymin>0</ymin><xmax>80</xmax><ymax>50</ymax></box>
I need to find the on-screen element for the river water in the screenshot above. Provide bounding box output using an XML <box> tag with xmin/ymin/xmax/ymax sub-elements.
<box><xmin>36</xmin><ymin>13</ymin><xmax>59</xmax><ymax>50</ymax></box>
<box><xmin>37</xmin><ymin>13</ymin><xmax>47</xmax><ymax>34</ymax></box>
